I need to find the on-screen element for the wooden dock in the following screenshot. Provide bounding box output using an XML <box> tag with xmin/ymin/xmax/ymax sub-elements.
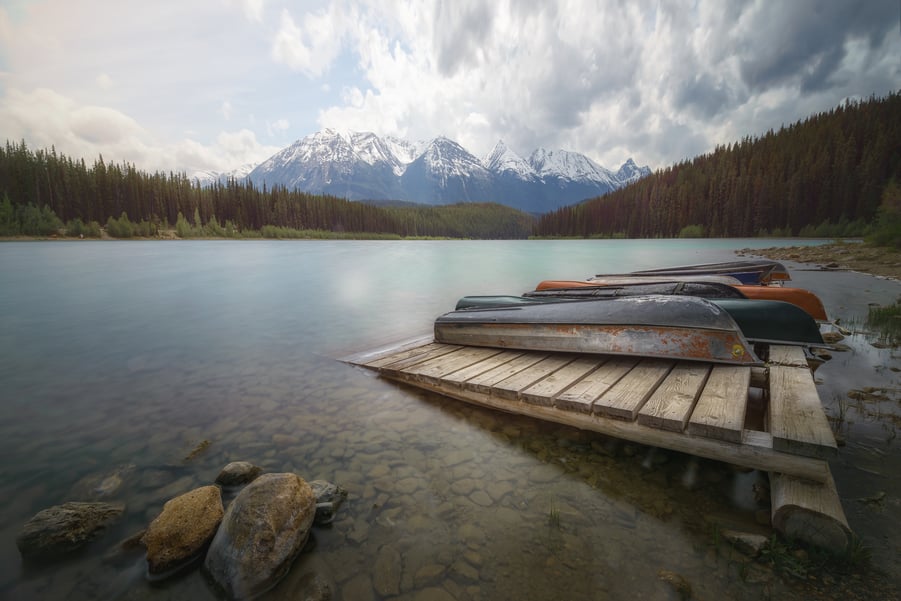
<box><xmin>342</xmin><ymin>336</ymin><xmax>852</xmax><ymax>551</ymax></box>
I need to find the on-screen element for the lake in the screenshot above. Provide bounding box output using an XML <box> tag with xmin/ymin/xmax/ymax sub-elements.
<box><xmin>1</xmin><ymin>239</ymin><xmax>899</xmax><ymax>600</ymax></box>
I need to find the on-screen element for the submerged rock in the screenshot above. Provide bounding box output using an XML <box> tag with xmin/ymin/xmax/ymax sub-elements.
<box><xmin>142</xmin><ymin>485</ymin><xmax>224</xmax><ymax>579</ymax></box>
<box><xmin>203</xmin><ymin>473</ymin><xmax>316</xmax><ymax>600</ymax></box>
<box><xmin>214</xmin><ymin>461</ymin><xmax>263</xmax><ymax>488</ymax></box>
<box><xmin>16</xmin><ymin>501</ymin><xmax>125</xmax><ymax>560</ymax></box>
<box><xmin>309</xmin><ymin>480</ymin><xmax>347</xmax><ymax>525</ymax></box>
<box><xmin>68</xmin><ymin>464</ymin><xmax>136</xmax><ymax>500</ymax></box>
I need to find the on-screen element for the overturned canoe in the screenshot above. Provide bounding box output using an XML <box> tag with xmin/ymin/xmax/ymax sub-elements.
<box><xmin>617</xmin><ymin>259</ymin><xmax>791</xmax><ymax>284</ymax></box>
<box><xmin>454</xmin><ymin>295</ymin><xmax>823</xmax><ymax>347</ymax></box>
<box><xmin>525</xmin><ymin>281</ymin><xmax>747</xmax><ymax>300</ymax></box>
<box><xmin>436</xmin><ymin>295</ymin><xmax>761</xmax><ymax>365</ymax></box>
<box><xmin>734</xmin><ymin>285</ymin><xmax>828</xmax><ymax>322</ymax></box>
<box><xmin>533</xmin><ymin>279</ymin><xmax>827</xmax><ymax>322</ymax></box>
<box><xmin>584</xmin><ymin>274</ymin><xmax>744</xmax><ymax>286</ymax></box>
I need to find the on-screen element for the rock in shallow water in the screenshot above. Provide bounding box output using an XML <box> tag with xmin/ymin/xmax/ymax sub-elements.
<box><xmin>16</xmin><ymin>501</ymin><xmax>125</xmax><ymax>560</ymax></box>
<box><xmin>142</xmin><ymin>485</ymin><xmax>224</xmax><ymax>579</ymax></box>
<box><xmin>203</xmin><ymin>472</ymin><xmax>316</xmax><ymax>600</ymax></box>
<box><xmin>309</xmin><ymin>479</ymin><xmax>347</xmax><ymax>525</ymax></box>
<box><xmin>214</xmin><ymin>461</ymin><xmax>263</xmax><ymax>488</ymax></box>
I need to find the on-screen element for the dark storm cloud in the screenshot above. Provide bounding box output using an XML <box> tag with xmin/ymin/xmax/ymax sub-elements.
<box><xmin>737</xmin><ymin>0</ymin><xmax>898</xmax><ymax>93</ymax></box>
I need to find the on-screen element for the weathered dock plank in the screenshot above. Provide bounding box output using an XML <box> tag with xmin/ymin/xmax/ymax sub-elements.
<box><xmin>768</xmin><ymin>345</ymin><xmax>809</xmax><ymax>368</ymax></box>
<box><xmin>405</xmin><ymin>346</ymin><xmax>506</xmax><ymax>383</ymax></box>
<box><xmin>520</xmin><ymin>357</ymin><xmax>605</xmax><ymax>406</ymax></box>
<box><xmin>687</xmin><ymin>366</ymin><xmax>750</xmax><ymax>443</ymax></box>
<box><xmin>378</xmin><ymin>343</ymin><xmax>463</xmax><ymax>373</ymax></box>
<box><xmin>768</xmin><ymin>365</ymin><xmax>837</xmax><ymax>458</ymax></box>
<box><xmin>492</xmin><ymin>355</ymin><xmax>577</xmax><ymax>400</ymax></box>
<box><xmin>554</xmin><ymin>357</ymin><xmax>637</xmax><ymax>413</ymax></box>
<box><xmin>638</xmin><ymin>362</ymin><xmax>711</xmax><ymax>432</ymax></box>
<box><xmin>593</xmin><ymin>359</ymin><xmax>674</xmax><ymax>421</ymax></box>
<box><xmin>463</xmin><ymin>352</ymin><xmax>549</xmax><ymax>394</ymax></box>
<box><xmin>441</xmin><ymin>350</ymin><xmax>524</xmax><ymax>386</ymax></box>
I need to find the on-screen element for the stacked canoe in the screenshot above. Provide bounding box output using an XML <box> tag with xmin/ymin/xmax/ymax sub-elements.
<box><xmin>435</xmin><ymin>259</ymin><xmax>829</xmax><ymax>366</ymax></box>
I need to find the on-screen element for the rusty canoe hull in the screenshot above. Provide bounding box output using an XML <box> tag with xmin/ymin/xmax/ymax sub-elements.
<box><xmin>435</xmin><ymin>296</ymin><xmax>760</xmax><ymax>365</ymax></box>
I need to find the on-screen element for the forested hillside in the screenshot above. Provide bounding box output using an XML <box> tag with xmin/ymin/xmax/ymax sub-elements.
<box><xmin>0</xmin><ymin>142</ymin><xmax>532</xmax><ymax>239</ymax></box>
<box><xmin>535</xmin><ymin>93</ymin><xmax>901</xmax><ymax>238</ymax></box>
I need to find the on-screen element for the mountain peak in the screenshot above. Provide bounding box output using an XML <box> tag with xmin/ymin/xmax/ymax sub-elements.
<box><xmin>245</xmin><ymin>130</ymin><xmax>650</xmax><ymax>212</ymax></box>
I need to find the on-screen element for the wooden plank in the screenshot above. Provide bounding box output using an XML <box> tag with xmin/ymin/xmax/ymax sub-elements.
<box><xmin>463</xmin><ymin>352</ymin><xmax>549</xmax><ymax>394</ymax></box>
<box><xmin>637</xmin><ymin>362</ymin><xmax>711</xmax><ymax>432</ymax></box>
<box><xmin>768</xmin><ymin>365</ymin><xmax>837</xmax><ymax>458</ymax></box>
<box><xmin>405</xmin><ymin>346</ymin><xmax>505</xmax><ymax>382</ymax></box>
<box><xmin>491</xmin><ymin>355</ymin><xmax>576</xmax><ymax>400</ymax></box>
<box><xmin>770</xmin><ymin>471</ymin><xmax>851</xmax><ymax>551</ymax></box>
<box><xmin>339</xmin><ymin>333</ymin><xmax>433</xmax><ymax>365</ymax></box>
<box><xmin>364</xmin><ymin>342</ymin><xmax>446</xmax><ymax>369</ymax></box>
<box><xmin>384</xmin><ymin>372</ymin><xmax>832</xmax><ymax>483</ymax></box>
<box><xmin>768</xmin><ymin>345</ymin><xmax>809</xmax><ymax>368</ymax></box>
<box><xmin>441</xmin><ymin>350</ymin><xmax>524</xmax><ymax>385</ymax></box>
<box><xmin>687</xmin><ymin>366</ymin><xmax>750</xmax><ymax>443</ymax></box>
<box><xmin>378</xmin><ymin>343</ymin><xmax>462</xmax><ymax>373</ymax></box>
<box><xmin>594</xmin><ymin>359</ymin><xmax>674</xmax><ymax>421</ymax></box>
<box><xmin>555</xmin><ymin>357</ymin><xmax>637</xmax><ymax>413</ymax></box>
<box><xmin>520</xmin><ymin>357</ymin><xmax>605</xmax><ymax>406</ymax></box>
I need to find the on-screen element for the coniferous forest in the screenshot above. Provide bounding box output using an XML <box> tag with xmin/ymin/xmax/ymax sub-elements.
<box><xmin>535</xmin><ymin>92</ymin><xmax>901</xmax><ymax>239</ymax></box>
<box><xmin>0</xmin><ymin>92</ymin><xmax>898</xmax><ymax>240</ymax></box>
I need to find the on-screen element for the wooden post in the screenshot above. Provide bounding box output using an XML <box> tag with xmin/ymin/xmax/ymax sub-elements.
<box><xmin>769</xmin><ymin>471</ymin><xmax>852</xmax><ymax>552</ymax></box>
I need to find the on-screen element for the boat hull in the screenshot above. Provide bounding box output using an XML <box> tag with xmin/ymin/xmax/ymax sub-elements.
<box><xmin>622</xmin><ymin>259</ymin><xmax>791</xmax><ymax>283</ymax></box>
<box><xmin>452</xmin><ymin>295</ymin><xmax>824</xmax><ymax>347</ymax></box>
<box><xmin>436</xmin><ymin>296</ymin><xmax>760</xmax><ymax>365</ymax></box>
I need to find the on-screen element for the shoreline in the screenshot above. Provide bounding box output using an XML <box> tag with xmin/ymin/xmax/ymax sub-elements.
<box><xmin>742</xmin><ymin>242</ymin><xmax>901</xmax><ymax>282</ymax></box>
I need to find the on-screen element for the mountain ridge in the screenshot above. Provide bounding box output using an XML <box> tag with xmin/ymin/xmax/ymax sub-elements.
<box><xmin>206</xmin><ymin>130</ymin><xmax>651</xmax><ymax>213</ymax></box>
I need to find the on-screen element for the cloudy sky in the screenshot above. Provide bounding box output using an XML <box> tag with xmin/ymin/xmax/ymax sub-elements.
<box><xmin>1</xmin><ymin>0</ymin><xmax>898</xmax><ymax>175</ymax></box>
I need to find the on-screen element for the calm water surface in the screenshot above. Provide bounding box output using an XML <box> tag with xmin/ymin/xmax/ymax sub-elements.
<box><xmin>1</xmin><ymin>239</ymin><xmax>898</xmax><ymax>600</ymax></box>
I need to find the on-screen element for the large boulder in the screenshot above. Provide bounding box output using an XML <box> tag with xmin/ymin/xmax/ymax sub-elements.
<box><xmin>16</xmin><ymin>501</ymin><xmax>124</xmax><ymax>560</ymax></box>
<box><xmin>203</xmin><ymin>473</ymin><xmax>316</xmax><ymax>600</ymax></box>
<box><xmin>142</xmin><ymin>485</ymin><xmax>224</xmax><ymax>579</ymax></box>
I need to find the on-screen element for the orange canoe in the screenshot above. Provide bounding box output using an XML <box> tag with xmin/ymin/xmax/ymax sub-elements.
<box><xmin>533</xmin><ymin>280</ymin><xmax>828</xmax><ymax>322</ymax></box>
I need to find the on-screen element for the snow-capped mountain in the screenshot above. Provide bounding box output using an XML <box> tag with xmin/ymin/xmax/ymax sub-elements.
<box><xmin>190</xmin><ymin>163</ymin><xmax>257</xmax><ymax>187</ymax></box>
<box><xmin>246</xmin><ymin>130</ymin><xmax>651</xmax><ymax>212</ymax></box>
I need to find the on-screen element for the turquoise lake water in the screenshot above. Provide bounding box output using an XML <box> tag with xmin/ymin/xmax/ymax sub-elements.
<box><xmin>1</xmin><ymin>239</ymin><xmax>898</xmax><ymax>600</ymax></box>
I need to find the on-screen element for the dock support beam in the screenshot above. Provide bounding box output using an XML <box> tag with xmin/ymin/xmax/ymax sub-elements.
<box><xmin>769</xmin><ymin>471</ymin><xmax>852</xmax><ymax>551</ymax></box>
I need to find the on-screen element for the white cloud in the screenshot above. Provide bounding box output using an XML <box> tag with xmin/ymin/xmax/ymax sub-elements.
<box><xmin>238</xmin><ymin>0</ymin><xmax>264</xmax><ymax>22</ymax></box>
<box><xmin>0</xmin><ymin>87</ymin><xmax>279</xmax><ymax>173</ymax></box>
<box><xmin>266</xmin><ymin>118</ymin><xmax>290</xmax><ymax>137</ymax></box>
<box><xmin>271</xmin><ymin>6</ymin><xmax>348</xmax><ymax>77</ymax></box>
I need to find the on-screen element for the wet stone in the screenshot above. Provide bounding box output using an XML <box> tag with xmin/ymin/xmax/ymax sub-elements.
<box><xmin>373</xmin><ymin>544</ymin><xmax>402</xmax><ymax>596</ymax></box>
<box><xmin>528</xmin><ymin>464</ymin><xmax>560</xmax><ymax>484</ymax></box>
<box><xmin>17</xmin><ymin>501</ymin><xmax>125</xmax><ymax>560</ymax></box>
<box><xmin>468</xmin><ymin>490</ymin><xmax>493</xmax><ymax>507</ymax></box>
<box><xmin>413</xmin><ymin>564</ymin><xmax>447</xmax><ymax>587</ymax></box>
<box><xmin>214</xmin><ymin>461</ymin><xmax>263</xmax><ymax>488</ymax></box>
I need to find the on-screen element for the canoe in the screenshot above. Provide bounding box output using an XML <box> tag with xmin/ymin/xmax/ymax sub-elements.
<box><xmin>619</xmin><ymin>259</ymin><xmax>791</xmax><ymax>283</ymax></box>
<box><xmin>583</xmin><ymin>274</ymin><xmax>744</xmax><ymax>286</ymax></box>
<box><xmin>534</xmin><ymin>280</ymin><xmax>828</xmax><ymax>322</ymax></box>
<box><xmin>525</xmin><ymin>281</ymin><xmax>747</xmax><ymax>300</ymax></box>
<box><xmin>734</xmin><ymin>285</ymin><xmax>828</xmax><ymax>322</ymax></box>
<box><xmin>436</xmin><ymin>295</ymin><xmax>761</xmax><ymax>365</ymax></box>
<box><xmin>453</xmin><ymin>296</ymin><xmax>823</xmax><ymax>347</ymax></box>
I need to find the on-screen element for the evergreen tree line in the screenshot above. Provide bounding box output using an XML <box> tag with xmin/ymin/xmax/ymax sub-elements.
<box><xmin>0</xmin><ymin>141</ymin><xmax>533</xmax><ymax>239</ymax></box>
<box><xmin>535</xmin><ymin>92</ymin><xmax>901</xmax><ymax>239</ymax></box>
